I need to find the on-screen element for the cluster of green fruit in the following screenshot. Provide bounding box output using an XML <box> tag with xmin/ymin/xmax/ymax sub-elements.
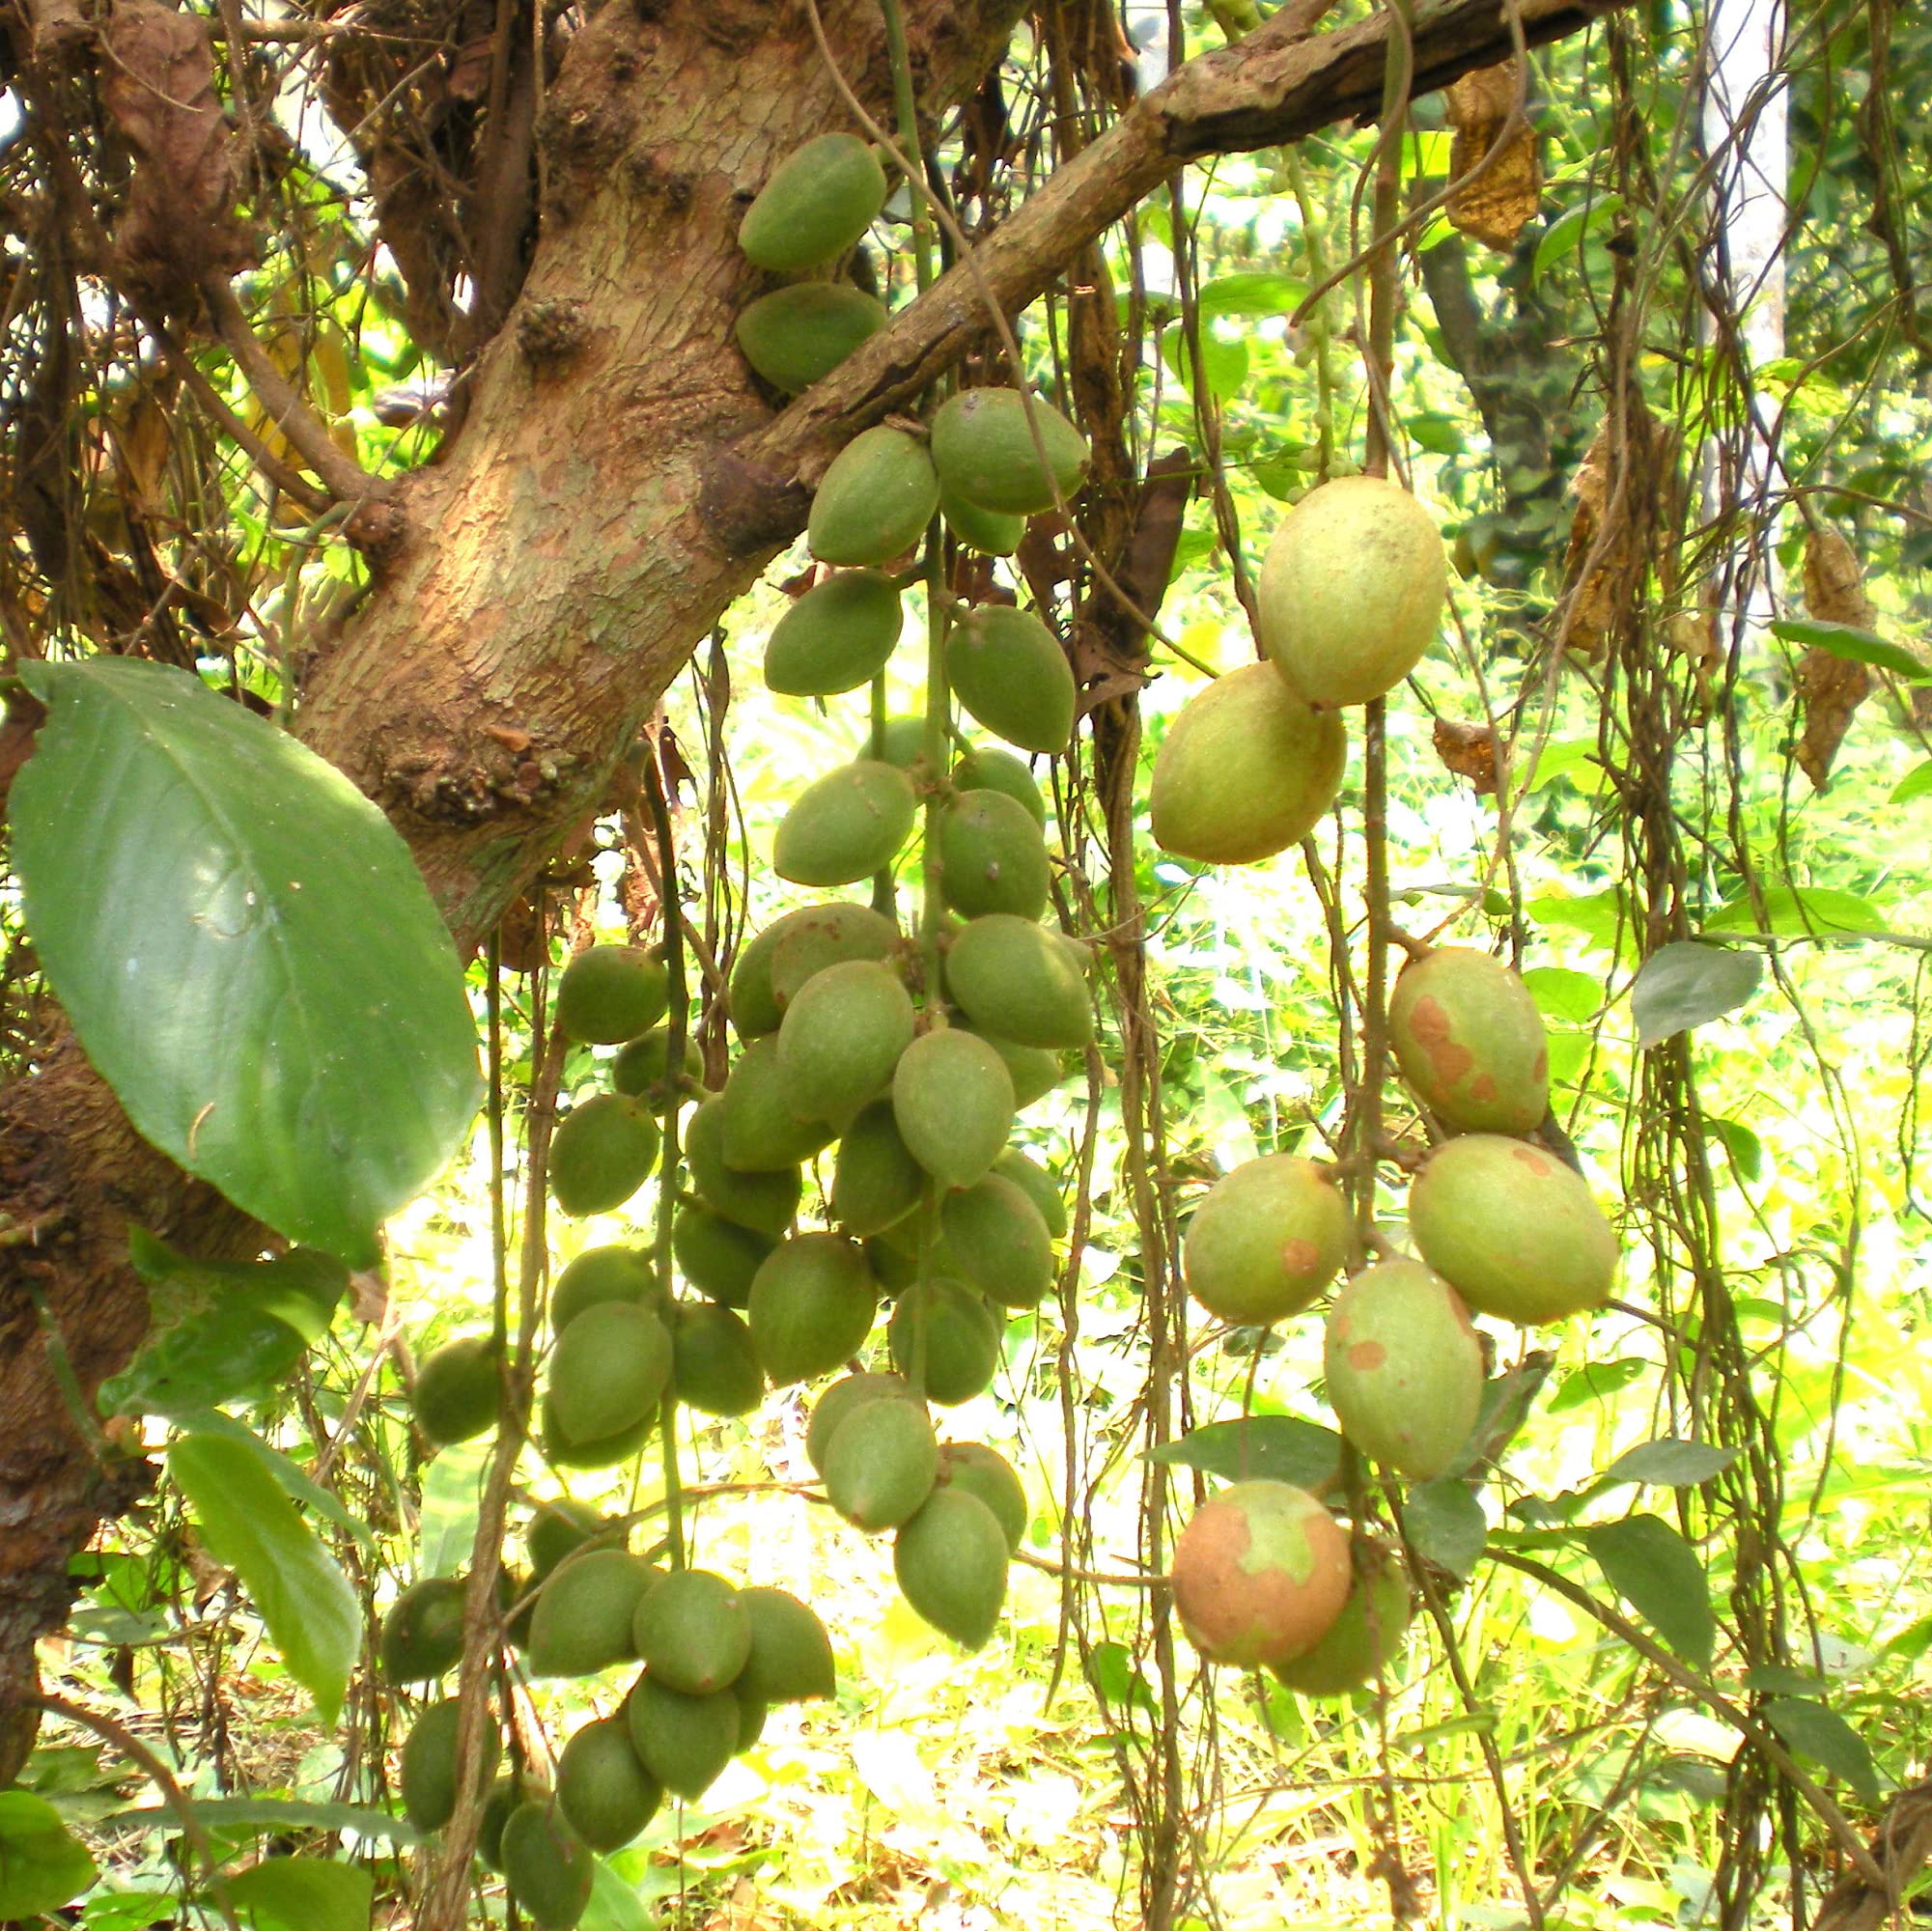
<box><xmin>1144</xmin><ymin>473</ymin><xmax>1623</xmax><ymax>1687</ymax></box>
<box><xmin>381</xmin><ymin>1499</ymin><xmax>833</xmax><ymax>1927</ymax></box>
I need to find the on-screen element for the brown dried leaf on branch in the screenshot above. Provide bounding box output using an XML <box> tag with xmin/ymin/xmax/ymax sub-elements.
<box><xmin>1444</xmin><ymin>61</ymin><xmax>1542</xmax><ymax>251</ymax></box>
<box><xmin>1557</xmin><ymin>406</ymin><xmax>1661</xmax><ymax>659</ymax></box>
<box><xmin>1794</xmin><ymin>524</ymin><xmax>1875</xmax><ymax>790</ymax></box>
<box><xmin>1432</xmin><ymin>718</ymin><xmax>1499</xmax><ymax>793</ymax></box>
<box><xmin>100</xmin><ymin>0</ymin><xmax>255</xmax><ymax>304</ymax></box>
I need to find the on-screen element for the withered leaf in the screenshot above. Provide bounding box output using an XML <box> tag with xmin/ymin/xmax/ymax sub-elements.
<box><xmin>1794</xmin><ymin>524</ymin><xmax>1876</xmax><ymax>790</ymax></box>
<box><xmin>1444</xmin><ymin>62</ymin><xmax>1542</xmax><ymax>252</ymax></box>
<box><xmin>1432</xmin><ymin>717</ymin><xmax>1499</xmax><ymax>793</ymax></box>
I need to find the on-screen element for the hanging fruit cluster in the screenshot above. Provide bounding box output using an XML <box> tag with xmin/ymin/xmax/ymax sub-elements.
<box><xmin>392</xmin><ymin>125</ymin><xmax>1099</xmax><ymax>1927</ymax></box>
<box><xmin>1159</xmin><ymin>476</ymin><xmax>1622</xmax><ymax>1693</ymax></box>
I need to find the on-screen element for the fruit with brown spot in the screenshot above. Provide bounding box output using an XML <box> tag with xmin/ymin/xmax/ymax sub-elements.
<box><xmin>1169</xmin><ymin>1479</ymin><xmax>1351</xmax><ymax>1667</ymax></box>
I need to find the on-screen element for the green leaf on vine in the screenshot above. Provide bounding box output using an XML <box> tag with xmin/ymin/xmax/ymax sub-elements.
<box><xmin>1147</xmin><ymin>1416</ymin><xmax>1344</xmax><ymax>1497</ymax></box>
<box><xmin>1762</xmin><ymin>1697</ymin><xmax>1882</xmax><ymax>1804</ymax></box>
<box><xmin>1584</xmin><ymin>1514</ymin><xmax>1716</xmax><ymax>1667</ymax></box>
<box><xmin>13</xmin><ymin>658</ymin><xmax>481</xmax><ymax>1266</ymax></box>
<box><xmin>0</xmin><ymin>1790</ymin><xmax>98</xmax><ymax>1918</ymax></box>
<box><xmin>1770</xmin><ymin>618</ymin><xmax>1930</xmax><ymax>681</ymax></box>
<box><xmin>1630</xmin><ymin>941</ymin><xmax>1763</xmax><ymax>1047</ymax></box>
<box><xmin>218</xmin><ymin>1855</ymin><xmax>375</xmax><ymax>1931</ymax></box>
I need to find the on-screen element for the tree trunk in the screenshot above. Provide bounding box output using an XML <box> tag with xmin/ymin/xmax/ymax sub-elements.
<box><xmin>0</xmin><ymin>0</ymin><xmax>1633</xmax><ymax>1782</ymax></box>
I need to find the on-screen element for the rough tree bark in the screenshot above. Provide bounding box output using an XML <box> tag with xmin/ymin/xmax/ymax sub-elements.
<box><xmin>0</xmin><ymin>0</ymin><xmax>1631</xmax><ymax>1780</ymax></box>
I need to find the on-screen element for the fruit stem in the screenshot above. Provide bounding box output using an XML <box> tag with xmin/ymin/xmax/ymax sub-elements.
<box><xmin>640</xmin><ymin>753</ymin><xmax>689</xmax><ymax>1570</ymax></box>
<box><xmin>877</xmin><ymin>0</ymin><xmax>934</xmax><ymax>296</ymax></box>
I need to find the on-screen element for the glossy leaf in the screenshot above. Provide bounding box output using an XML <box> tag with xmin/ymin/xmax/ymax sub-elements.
<box><xmin>1770</xmin><ymin>618</ymin><xmax>1930</xmax><ymax>681</ymax></box>
<box><xmin>1584</xmin><ymin>1514</ymin><xmax>1716</xmax><ymax>1667</ymax></box>
<box><xmin>0</xmin><ymin>1789</ymin><xmax>98</xmax><ymax>1918</ymax></box>
<box><xmin>1763</xmin><ymin>1698</ymin><xmax>1881</xmax><ymax>1804</ymax></box>
<box><xmin>1197</xmin><ymin>271</ymin><xmax>1306</xmax><ymax>318</ymax></box>
<box><xmin>13</xmin><ymin>658</ymin><xmax>481</xmax><ymax>1266</ymax></box>
<box><xmin>1702</xmin><ymin>885</ymin><xmax>1884</xmax><ymax>938</ymax></box>
<box><xmin>168</xmin><ymin>1432</ymin><xmax>359</xmax><ymax>1725</ymax></box>
<box><xmin>219</xmin><ymin>1855</ymin><xmax>374</xmax><ymax>1931</ymax></box>
<box><xmin>1548</xmin><ymin>1357</ymin><xmax>1648</xmax><ymax>1414</ymax></box>
<box><xmin>1891</xmin><ymin>759</ymin><xmax>1932</xmax><ymax>805</ymax></box>
<box><xmin>1630</xmin><ymin>942</ymin><xmax>1762</xmax><ymax>1047</ymax></box>
<box><xmin>1404</xmin><ymin>1480</ymin><xmax>1488</xmax><ymax>1580</ymax></box>
<box><xmin>163</xmin><ymin>1409</ymin><xmax>377</xmax><ymax>1553</ymax></box>
<box><xmin>1147</xmin><ymin>1416</ymin><xmax>1344</xmax><ymax>1497</ymax></box>
<box><xmin>1602</xmin><ymin>1439</ymin><xmax>1743</xmax><ymax>1488</ymax></box>
<box><xmin>102</xmin><ymin>1796</ymin><xmax>420</xmax><ymax>1844</ymax></box>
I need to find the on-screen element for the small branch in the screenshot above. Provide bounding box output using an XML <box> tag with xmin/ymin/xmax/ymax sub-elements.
<box><xmin>201</xmin><ymin>277</ymin><xmax>390</xmax><ymax>508</ymax></box>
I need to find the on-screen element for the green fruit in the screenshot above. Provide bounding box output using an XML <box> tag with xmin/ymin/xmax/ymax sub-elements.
<box><xmin>526</xmin><ymin>1499</ymin><xmax>624</xmax><ymax>1580</ymax></box>
<box><xmin>736</xmin><ymin>283</ymin><xmax>887</xmax><ymax>397</ymax></box>
<box><xmin>1324</xmin><ymin>1261</ymin><xmax>1484</xmax><ymax>1480</ymax></box>
<box><xmin>1182</xmin><ymin>1154</ymin><xmax>1352</xmax><ymax>1327</ymax></box>
<box><xmin>553</xmin><ymin>1245</ymin><xmax>656</xmax><ymax>1332</ymax></box>
<box><xmin>823</xmin><ymin>1394</ymin><xmax>938</xmax><ymax>1530</ymax></box>
<box><xmin>626</xmin><ymin>1673</ymin><xmax>740</xmax><ymax>1802</ymax></box>
<box><xmin>768</xmin><ymin>902</ymin><xmax>903</xmax><ymax>1011</ymax></box>
<box><xmin>738</xmin><ymin>131</ymin><xmax>886</xmax><ymax>272</ymax></box>
<box><xmin>875</xmin><ymin>714</ymin><xmax>930</xmax><ymax>769</ymax></box>
<box><xmin>945</xmin><ymin>914</ymin><xmax>1093</xmax><ymax>1049</ymax></box>
<box><xmin>938</xmin><ymin>788</ymin><xmax>1052</xmax><ymax>922</ymax></box>
<box><xmin>776</xmin><ymin>958</ymin><xmax>915</xmax><ymax>1123</ymax></box>
<box><xmin>807</xmin><ymin>426</ymin><xmax>939</xmax><ymax>568</ymax></box>
<box><xmin>929</xmin><ymin>387</ymin><xmax>1089</xmax><ymax>517</ymax></box>
<box><xmin>669</xmin><ymin>1300</ymin><xmax>765</xmax><ymax>1416</ymax></box>
<box><xmin>940</xmin><ymin>483</ymin><xmax>1025</xmax><ymax>556</ymax></box>
<box><xmin>1271</xmin><ymin>1541</ymin><xmax>1414</xmax><ymax>1696</ymax></box>
<box><xmin>773</xmin><ymin>758</ymin><xmax>918</xmax><ymax>886</ymax></box>
<box><xmin>970</xmin><ymin>1032</ymin><xmax>1065</xmax><ymax>1111</ymax></box>
<box><xmin>413</xmin><ymin>1333</ymin><xmax>499</xmax><ymax>1447</ymax></box>
<box><xmin>805</xmin><ymin>1370</ymin><xmax>914</xmax><ymax>1475</ymax></box>
<box><xmin>527</xmin><ymin>1549</ymin><xmax>658</xmax><ymax>1677</ymax></box>
<box><xmin>993</xmin><ymin>1146</ymin><xmax>1068</xmax><ymax>1238</ymax></box>
<box><xmin>548</xmin><ymin>1301</ymin><xmax>672</xmax><ymax>1447</ymax></box>
<box><xmin>953</xmin><ymin>744</ymin><xmax>1047</xmax><ymax>826</ymax></box>
<box><xmin>380</xmin><ymin>1577</ymin><xmax>466</xmax><ymax>1685</ymax></box>
<box><xmin>940</xmin><ymin>1172</ymin><xmax>1053</xmax><ymax>1308</ymax></box>
<box><xmin>1258</xmin><ymin>475</ymin><xmax>1447</xmax><ymax>708</ymax></box>
<box><xmin>764</xmin><ymin>569</ymin><xmax>904</xmax><ymax>696</ymax></box>
<box><xmin>673</xmin><ymin>1202</ymin><xmax>774</xmax><ymax>1309</ymax></box>
<box><xmin>685</xmin><ymin>1097</ymin><xmax>800</xmax><ymax>1235</ymax></box>
<box><xmin>1407</xmin><ymin>1135</ymin><xmax>1617</xmax><ymax>1324</ymax></box>
<box><xmin>611</xmin><ymin>1026</ymin><xmax>707</xmax><ymax>1115</ymax></box>
<box><xmin>893</xmin><ymin>1488</ymin><xmax>1009</xmax><ymax>1648</ymax></box>
<box><xmin>717</xmin><ymin>1036</ymin><xmax>838</xmax><ymax>1173</ymax></box>
<box><xmin>946</xmin><ymin>604</ymin><xmax>1077</xmax><ymax>755</ymax></box>
<box><xmin>478</xmin><ymin>1775</ymin><xmax>520</xmax><ymax>1870</ymax></box>
<box><xmin>556</xmin><ymin>945</ymin><xmax>670</xmax><ymax>1045</ymax></box>
<box><xmin>501</xmin><ymin>1800</ymin><xmax>596</xmax><ymax>1929</ymax></box>
<box><xmin>735</xmin><ymin>1692</ymin><xmax>770</xmax><ymax>1753</ymax></box>
<box><xmin>887</xmin><ymin>1279</ymin><xmax>999</xmax><ymax>1405</ymax></box>
<box><xmin>540</xmin><ymin>1393</ymin><xmax>655</xmax><ymax>1470</ymax></box>
<box><xmin>550</xmin><ymin>1093</ymin><xmax>660</xmax><ymax>1217</ymax></box>
<box><xmin>1149</xmin><ymin>661</ymin><xmax>1347</xmax><ymax>865</ymax></box>
<box><xmin>863</xmin><ymin>1230</ymin><xmax>924</xmax><ymax>1291</ymax></box>
<box><xmin>1388</xmin><ymin>947</ymin><xmax>1550</xmax><ymax>1135</ymax></box>
<box><xmin>746</xmin><ymin>1233</ymin><xmax>879</xmax><ymax>1386</ymax></box>
<box><xmin>829</xmin><ymin>1101</ymin><xmax>925</xmax><ymax>1237</ymax></box>
<box><xmin>1171</xmin><ymin>1481</ymin><xmax>1351</xmax><ymax>1668</ymax></box>
<box><xmin>632</xmin><ymin>1568</ymin><xmax>752</xmax><ymax>1695</ymax></box>
<box><xmin>892</xmin><ymin>1027</ymin><xmax>1015</xmax><ymax>1189</ymax></box>
<box><xmin>401</xmin><ymin>1696</ymin><xmax>501</xmax><ymax>1833</ymax></box>
<box><xmin>737</xmin><ymin>1587</ymin><xmax>837</xmax><ymax>1702</ymax></box>
<box><xmin>556</xmin><ymin>1716</ymin><xmax>661</xmax><ymax>1852</ymax></box>
<box><xmin>937</xmin><ymin>1441</ymin><xmax>1027</xmax><ymax>1553</ymax></box>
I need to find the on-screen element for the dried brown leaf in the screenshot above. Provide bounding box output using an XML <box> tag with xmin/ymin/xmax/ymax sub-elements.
<box><xmin>1432</xmin><ymin>717</ymin><xmax>1498</xmax><ymax>793</ymax></box>
<box><xmin>1444</xmin><ymin>62</ymin><xmax>1542</xmax><ymax>251</ymax></box>
<box><xmin>101</xmin><ymin>0</ymin><xmax>255</xmax><ymax>303</ymax></box>
<box><xmin>1794</xmin><ymin>525</ymin><xmax>1877</xmax><ymax>789</ymax></box>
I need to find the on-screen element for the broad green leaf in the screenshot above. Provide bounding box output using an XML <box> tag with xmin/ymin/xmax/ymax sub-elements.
<box><xmin>1762</xmin><ymin>1698</ymin><xmax>1882</xmax><ymax>1804</ymax></box>
<box><xmin>1602</xmin><ymin>1440</ymin><xmax>1743</xmax><ymax>1487</ymax></box>
<box><xmin>1770</xmin><ymin>618</ymin><xmax>1930</xmax><ymax>682</ymax></box>
<box><xmin>0</xmin><ymin>1789</ymin><xmax>98</xmax><ymax>1918</ymax></box>
<box><xmin>1548</xmin><ymin>1357</ymin><xmax>1648</xmax><ymax>1414</ymax></box>
<box><xmin>1702</xmin><ymin>1116</ymin><xmax>1763</xmax><ymax>1182</ymax></box>
<box><xmin>1584</xmin><ymin>1515</ymin><xmax>1716</xmax><ymax>1667</ymax></box>
<box><xmin>1741</xmin><ymin>1664</ymin><xmax>1830</xmax><ymax>1695</ymax></box>
<box><xmin>77</xmin><ymin>1889</ymin><xmax>184</xmax><ymax>1931</ymax></box>
<box><xmin>419</xmin><ymin>1440</ymin><xmax>491</xmax><ymax>1578</ymax></box>
<box><xmin>1448</xmin><ymin>1356</ymin><xmax>1556</xmax><ymax>1476</ymax></box>
<box><xmin>1519</xmin><ymin>738</ymin><xmax>1611</xmax><ymax>794</ymax></box>
<box><xmin>101</xmin><ymin>1797</ymin><xmax>420</xmax><ymax>1845</ymax></box>
<box><xmin>1526</xmin><ymin>887</ymin><xmax>1629</xmax><ymax>953</ymax></box>
<box><xmin>1701</xmin><ymin>885</ymin><xmax>1884</xmax><ymax>938</ymax></box>
<box><xmin>218</xmin><ymin>1855</ymin><xmax>374</xmax><ymax>1931</ymax></box>
<box><xmin>163</xmin><ymin>1409</ymin><xmax>377</xmax><ymax>1553</ymax></box>
<box><xmin>1532</xmin><ymin>195</ymin><xmax>1622</xmax><ymax>280</ymax></box>
<box><xmin>168</xmin><ymin>1432</ymin><xmax>359</xmax><ymax>1725</ymax></box>
<box><xmin>583</xmin><ymin>1861</ymin><xmax>654</xmax><ymax>1931</ymax></box>
<box><xmin>1520</xmin><ymin>966</ymin><xmax>1603</xmax><ymax>1022</ymax></box>
<box><xmin>1087</xmin><ymin>1638</ymin><xmax>1159</xmax><ymax>1716</ymax></box>
<box><xmin>1197</xmin><ymin>271</ymin><xmax>1306</xmax><ymax>318</ymax></box>
<box><xmin>1147</xmin><ymin>1416</ymin><xmax>1344</xmax><ymax>1496</ymax></box>
<box><xmin>14</xmin><ymin>658</ymin><xmax>482</xmax><ymax>1266</ymax></box>
<box><xmin>1403</xmin><ymin>1480</ymin><xmax>1488</xmax><ymax>1580</ymax></box>
<box><xmin>1891</xmin><ymin>759</ymin><xmax>1932</xmax><ymax>804</ymax></box>
<box><xmin>1630</xmin><ymin>942</ymin><xmax>1763</xmax><ymax>1047</ymax></box>
<box><xmin>1163</xmin><ymin>329</ymin><xmax>1249</xmax><ymax>401</ymax></box>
